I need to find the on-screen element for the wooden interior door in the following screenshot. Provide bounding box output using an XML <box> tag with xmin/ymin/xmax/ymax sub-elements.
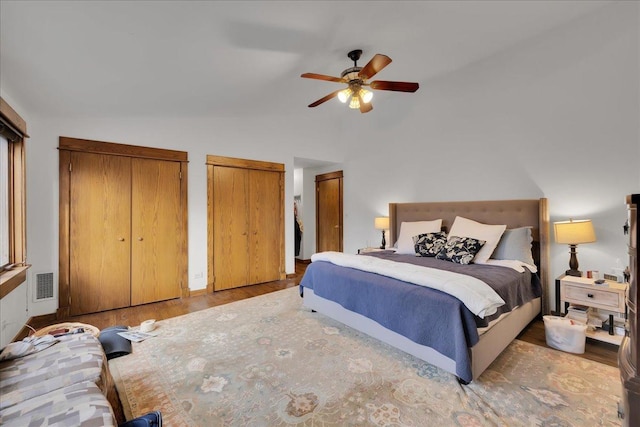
<box><xmin>316</xmin><ymin>171</ymin><xmax>343</xmax><ymax>253</ymax></box>
<box><xmin>130</xmin><ymin>158</ymin><xmax>182</xmax><ymax>305</ymax></box>
<box><xmin>69</xmin><ymin>152</ymin><xmax>131</xmax><ymax>315</ymax></box>
<box><xmin>212</xmin><ymin>166</ymin><xmax>249</xmax><ymax>290</ymax></box>
<box><xmin>248</xmin><ymin>169</ymin><xmax>282</xmax><ymax>284</ymax></box>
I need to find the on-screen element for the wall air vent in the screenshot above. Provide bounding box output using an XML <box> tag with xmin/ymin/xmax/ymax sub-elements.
<box><xmin>34</xmin><ymin>272</ymin><xmax>54</xmax><ymax>301</ymax></box>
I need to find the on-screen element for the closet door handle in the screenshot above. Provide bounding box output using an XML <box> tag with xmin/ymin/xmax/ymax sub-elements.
<box><xmin>138</xmin><ymin>237</ymin><xmax>144</xmax><ymax>241</ymax></box>
<box><xmin>118</xmin><ymin>237</ymin><xmax>125</xmax><ymax>242</ymax></box>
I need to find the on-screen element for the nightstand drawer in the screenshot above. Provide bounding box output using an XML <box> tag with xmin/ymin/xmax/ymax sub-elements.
<box><xmin>563</xmin><ymin>285</ymin><xmax>622</xmax><ymax>309</ymax></box>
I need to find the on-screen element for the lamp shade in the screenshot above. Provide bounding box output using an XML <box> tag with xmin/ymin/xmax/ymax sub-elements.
<box><xmin>374</xmin><ymin>217</ymin><xmax>389</xmax><ymax>230</ymax></box>
<box><xmin>554</xmin><ymin>219</ymin><xmax>596</xmax><ymax>244</ymax></box>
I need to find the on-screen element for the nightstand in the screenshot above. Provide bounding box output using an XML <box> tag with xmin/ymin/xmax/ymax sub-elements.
<box><xmin>357</xmin><ymin>247</ymin><xmax>386</xmax><ymax>254</ymax></box>
<box><xmin>560</xmin><ymin>276</ymin><xmax>628</xmax><ymax>345</ymax></box>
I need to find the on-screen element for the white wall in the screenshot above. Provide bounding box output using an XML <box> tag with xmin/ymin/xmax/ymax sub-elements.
<box><xmin>0</xmin><ymin>281</ymin><xmax>28</xmax><ymax>348</ymax></box>
<box><xmin>0</xmin><ymin>2</ymin><xmax>637</xmax><ymax>325</ymax></box>
<box><xmin>340</xmin><ymin>2</ymin><xmax>639</xmax><ymax>312</ymax></box>
<box><xmin>20</xmin><ymin>115</ymin><xmax>344</xmax><ymax>317</ymax></box>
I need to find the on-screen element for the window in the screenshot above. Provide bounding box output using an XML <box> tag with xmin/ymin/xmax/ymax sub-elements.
<box><xmin>1</xmin><ymin>135</ymin><xmax>9</xmax><ymax>268</ymax></box>
<box><xmin>0</xmin><ymin>97</ymin><xmax>27</xmax><ymax>291</ymax></box>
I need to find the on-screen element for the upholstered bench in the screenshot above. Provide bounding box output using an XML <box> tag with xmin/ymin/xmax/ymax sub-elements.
<box><xmin>0</xmin><ymin>381</ymin><xmax>116</xmax><ymax>426</ymax></box>
<box><xmin>0</xmin><ymin>331</ymin><xmax>122</xmax><ymax>425</ymax></box>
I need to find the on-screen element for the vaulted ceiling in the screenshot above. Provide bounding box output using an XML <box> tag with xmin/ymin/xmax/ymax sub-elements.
<box><xmin>1</xmin><ymin>1</ymin><xmax>609</xmax><ymax>119</ymax></box>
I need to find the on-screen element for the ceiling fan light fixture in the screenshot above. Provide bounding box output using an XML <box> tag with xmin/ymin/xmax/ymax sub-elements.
<box><xmin>360</xmin><ymin>89</ymin><xmax>373</xmax><ymax>103</ymax></box>
<box><xmin>338</xmin><ymin>88</ymin><xmax>351</xmax><ymax>103</ymax></box>
<box><xmin>301</xmin><ymin>49</ymin><xmax>419</xmax><ymax>112</ymax></box>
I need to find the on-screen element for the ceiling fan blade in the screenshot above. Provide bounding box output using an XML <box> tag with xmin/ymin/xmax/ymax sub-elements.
<box><xmin>301</xmin><ymin>73</ymin><xmax>345</xmax><ymax>83</ymax></box>
<box><xmin>359</xmin><ymin>97</ymin><xmax>373</xmax><ymax>114</ymax></box>
<box><xmin>370</xmin><ymin>80</ymin><xmax>419</xmax><ymax>92</ymax></box>
<box><xmin>358</xmin><ymin>54</ymin><xmax>392</xmax><ymax>80</ymax></box>
<box><xmin>308</xmin><ymin>90</ymin><xmax>342</xmax><ymax>108</ymax></box>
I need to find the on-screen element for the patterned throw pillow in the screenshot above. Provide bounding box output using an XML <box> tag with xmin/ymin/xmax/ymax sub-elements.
<box><xmin>435</xmin><ymin>236</ymin><xmax>486</xmax><ymax>265</ymax></box>
<box><xmin>413</xmin><ymin>232</ymin><xmax>448</xmax><ymax>257</ymax></box>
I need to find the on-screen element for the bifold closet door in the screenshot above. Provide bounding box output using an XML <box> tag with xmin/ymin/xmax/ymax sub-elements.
<box><xmin>69</xmin><ymin>152</ymin><xmax>131</xmax><ymax>315</ymax></box>
<box><xmin>131</xmin><ymin>158</ymin><xmax>183</xmax><ymax>305</ymax></box>
<box><xmin>207</xmin><ymin>154</ymin><xmax>284</xmax><ymax>292</ymax></box>
<box><xmin>212</xmin><ymin>166</ymin><xmax>250</xmax><ymax>290</ymax></box>
<box><xmin>248</xmin><ymin>169</ymin><xmax>282</xmax><ymax>284</ymax></box>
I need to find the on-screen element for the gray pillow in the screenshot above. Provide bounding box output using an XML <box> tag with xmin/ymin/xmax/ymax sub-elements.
<box><xmin>491</xmin><ymin>227</ymin><xmax>535</xmax><ymax>265</ymax></box>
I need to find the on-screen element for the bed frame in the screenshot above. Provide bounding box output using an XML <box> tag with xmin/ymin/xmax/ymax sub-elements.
<box><xmin>304</xmin><ymin>198</ymin><xmax>549</xmax><ymax>382</ymax></box>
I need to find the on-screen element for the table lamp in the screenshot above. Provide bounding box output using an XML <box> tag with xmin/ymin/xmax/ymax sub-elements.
<box><xmin>374</xmin><ymin>217</ymin><xmax>389</xmax><ymax>249</ymax></box>
<box><xmin>554</xmin><ymin>219</ymin><xmax>596</xmax><ymax>277</ymax></box>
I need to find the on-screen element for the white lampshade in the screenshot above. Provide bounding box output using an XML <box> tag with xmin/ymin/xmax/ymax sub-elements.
<box><xmin>374</xmin><ymin>217</ymin><xmax>389</xmax><ymax>230</ymax></box>
<box><xmin>554</xmin><ymin>219</ymin><xmax>596</xmax><ymax>244</ymax></box>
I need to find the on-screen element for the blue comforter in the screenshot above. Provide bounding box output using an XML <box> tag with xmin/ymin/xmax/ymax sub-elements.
<box><xmin>299</xmin><ymin>252</ymin><xmax>540</xmax><ymax>383</ymax></box>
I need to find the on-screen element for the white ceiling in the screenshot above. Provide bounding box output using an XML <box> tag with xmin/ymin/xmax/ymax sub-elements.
<box><xmin>1</xmin><ymin>1</ymin><xmax>609</xmax><ymax>119</ymax></box>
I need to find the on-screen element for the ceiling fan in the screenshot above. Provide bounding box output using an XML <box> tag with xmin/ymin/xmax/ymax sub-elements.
<box><xmin>301</xmin><ymin>49</ymin><xmax>419</xmax><ymax>113</ymax></box>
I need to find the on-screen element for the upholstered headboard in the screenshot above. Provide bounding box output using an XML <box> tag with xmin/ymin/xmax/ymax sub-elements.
<box><xmin>388</xmin><ymin>198</ymin><xmax>550</xmax><ymax>313</ymax></box>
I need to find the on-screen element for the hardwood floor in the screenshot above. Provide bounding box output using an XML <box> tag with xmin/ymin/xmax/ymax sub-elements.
<box><xmin>29</xmin><ymin>266</ymin><xmax>301</xmax><ymax>334</ymax></box>
<box><xmin>517</xmin><ymin>315</ymin><xmax>619</xmax><ymax>368</ymax></box>
<box><xmin>29</xmin><ymin>259</ymin><xmax>618</xmax><ymax>368</ymax></box>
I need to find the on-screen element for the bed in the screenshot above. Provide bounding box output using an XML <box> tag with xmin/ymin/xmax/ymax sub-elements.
<box><xmin>300</xmin><ymin>199</ymin><xmax>550</xmax><ymax>383</ymax></box>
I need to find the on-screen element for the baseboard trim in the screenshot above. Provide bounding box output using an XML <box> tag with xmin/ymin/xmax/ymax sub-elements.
<box><xmin>12</xmin><ymin>317</ymin><xmax>34</xmax><ymax>342</ymax></box>
<box><xmin>190</xmin><ymin>288</ymin><xmax>208</xmax><ymax>297</ymax></box>
<box><xmin>12</xmin><ymin>322</ymin><xmax>32</xmax><ymax>342</ymax></box>
<box><xmin>13</xmin><ymin>312</ymin><xmax>61</xmax><ymax>342</ymax></box>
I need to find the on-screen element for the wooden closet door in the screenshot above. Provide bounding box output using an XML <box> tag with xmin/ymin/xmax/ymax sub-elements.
<box><xmin>131</xmin><ymin>158</ymin><xmax>182</xmax><ymax>305</ymax></box>
<box><xmin>249</xmin><ymin>169</ymin><xmax>282</xmax><ymax>284</ymax></box>
<box><xmin>212</xmin><ymin>166</ymin><xmax>249</xmax><ymax>290</ymax></box>
<box><xmin>69</xmin><ymin>152</ymin><xmax>131</xmax><ymax>315</ymax></box>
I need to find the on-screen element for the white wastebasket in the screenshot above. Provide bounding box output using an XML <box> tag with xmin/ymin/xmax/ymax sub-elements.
<box><xmin>543</xmin><ymin>315</ymin><xmax>588</xmax><ymax>354</ymax></box>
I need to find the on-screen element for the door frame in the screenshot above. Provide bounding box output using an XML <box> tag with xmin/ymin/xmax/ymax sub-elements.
<box><xmin>315</xmin><ymin>170</ymin><xmax>343</xmax><ymax>253</ymax></box>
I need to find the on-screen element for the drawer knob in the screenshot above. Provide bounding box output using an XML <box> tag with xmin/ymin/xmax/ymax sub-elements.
<box><xmin>587</xmin><ymin>293</ymin><xmax>594</xmax><ymax>298</ymax></box>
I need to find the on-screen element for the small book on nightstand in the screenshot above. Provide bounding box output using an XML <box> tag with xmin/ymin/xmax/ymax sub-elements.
<box><xmin>358</xmin><ymin>247</ymin><xmax>386</xmax><ymax>254</ymax></box>
<box><xmin>566</xmin><ymin>305</ymin><xmax>590</xmax><ymax>323</ymax></box>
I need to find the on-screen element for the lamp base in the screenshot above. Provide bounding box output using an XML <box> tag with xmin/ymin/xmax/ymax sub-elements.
<box><xmin>566</xmin><ymin>245</ymin><xmax>582</xmax><ymax>277</ymax></box>
<box><xmin>380</xmin><ymin>230</ymin><xmax>386</xmax><ymax>250</ymax></box>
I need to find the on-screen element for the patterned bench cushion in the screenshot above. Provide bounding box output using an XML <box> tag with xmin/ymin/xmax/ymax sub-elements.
<box><xmin>0</xmin><ymin>333</ymin><xmax>106</xmax><ymax>410</ymax></box>
<box><xmin>0</xmin><ymin>381</ymin><xmax>116</xmax><ymax>426</ymax></box>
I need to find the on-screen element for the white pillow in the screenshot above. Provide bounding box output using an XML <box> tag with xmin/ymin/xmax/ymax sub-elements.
<box><xmin>448</xmin><ymin>216</ymin><xmax>506</xmax><ymax>264</ymax></box>
<box><xmin>395</xmin><ymin>220</ymin><xmax>443</xmax><ymax>254</ymax></box>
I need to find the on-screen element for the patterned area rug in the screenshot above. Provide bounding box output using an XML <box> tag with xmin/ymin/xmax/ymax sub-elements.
<box><xmin>110</xmin><ymin>287</ymin><xmax>621</xmax><ymax>426</ymax></box>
